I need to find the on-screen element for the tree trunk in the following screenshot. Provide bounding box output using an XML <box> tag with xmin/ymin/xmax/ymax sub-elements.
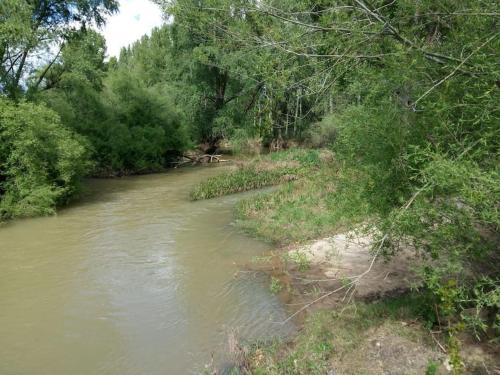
<box><xmin>11</xmin><ymin>49</ymin><xmax>29</xmax><ymax>98</ymax></box>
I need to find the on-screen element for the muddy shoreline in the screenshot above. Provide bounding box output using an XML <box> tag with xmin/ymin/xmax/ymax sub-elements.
<box><xmin>236</xmin><ymin>231</ymin><xmax>500</xmax><ymax>374</ymax></box>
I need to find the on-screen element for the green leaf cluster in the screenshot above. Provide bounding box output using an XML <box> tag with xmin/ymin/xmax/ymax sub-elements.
<box><xmin>0</xmin><ymin>98</ymin><xmax>90</xmax><ymax>219</ymax></box>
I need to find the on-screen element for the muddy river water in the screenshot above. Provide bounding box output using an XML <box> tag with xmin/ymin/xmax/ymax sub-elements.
<box><xmin>0</xmin><ymin>165</ymin><xmax>293</xmax><ymax>374</ymax></box>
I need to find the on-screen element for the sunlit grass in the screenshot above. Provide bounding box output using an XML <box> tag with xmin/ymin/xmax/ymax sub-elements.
<box><xmin>236</xmin><ymin>167</ymin><xmax>371</xmax><ymax>245</ymax></box>
<box><xmin>189</xmin><ymin>149</ymin><xmax>323</xmax><ymax>200</ymax></box>
<box><xmin>191</xmin><ymin>148</ymin><xmax>373</xmax><ymax>245</ymax></box>
<box><xmin>190</xmin><ymin>166</ymin><xmax>296</xmax><ymax>200</ymax></box>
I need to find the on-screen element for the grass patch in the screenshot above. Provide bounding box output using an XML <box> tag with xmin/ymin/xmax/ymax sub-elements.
<box><xmin>285</xmin><ymin>250</ymin><xmax>311</xmax><ymax>272</ymax></box>
<box><xmin>190</xmin><ymin>166</ymin><xmax>294</xmax><ymax>200</ymax></box>
<box><xmin>269</xmin><ymin>277</ymin><xmax>283</xmax><ymax>294</ymax></box>
<box><xmin>192</xmin><ymin>147</ymin><xmax>372</xmax><ymax>245</ymax></box>
<box><xmin>190</xmin><ymin>149</ymin><xmax>324</xmax><ymax>200</ymax></box>
<box><xmin>235</xmin><ymin>167</ymin><xmax>371</xmax><ymax>245</ymax></box>
<box><xmin>247</xmin><ymin>295</ymin><xmax>437</xmax><ymax>375</ymax></box>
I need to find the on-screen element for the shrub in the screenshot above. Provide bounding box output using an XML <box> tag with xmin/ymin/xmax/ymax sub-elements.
<box><xmin>304</xmin><ymin>116</ymin><xmax>338</xmax><ymax>148</ymax></box>
<box><xmin>329</xmin><ymin>59</ymin><xmax>500</xmax><ymax>339</ymax></box>
<box><xmin>0</xmin><ymin>98</ymin><xmax>90</xmax><ymax>219</ymax></box>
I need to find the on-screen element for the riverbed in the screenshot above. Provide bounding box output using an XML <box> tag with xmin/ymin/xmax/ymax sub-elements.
<box><xmin>0</xmin><ymin>165</ymin><xmax>294</xmax><ymax>374</ymax></box>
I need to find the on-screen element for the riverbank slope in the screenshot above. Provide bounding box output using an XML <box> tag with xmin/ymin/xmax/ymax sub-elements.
<box><xmin>191</xmin><ymin>149</ymin><xmax>499</xmax><ymax>375</ymax></box>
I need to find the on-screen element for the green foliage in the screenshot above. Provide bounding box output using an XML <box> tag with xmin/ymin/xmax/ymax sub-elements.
<box><xmin>38</xmin><ymin>29</ymin><xmax>190</xmax><ymax>175</ymax></box>
<box><xmin>0</xmin><ymin>98</ymin><xmax>90</xmax><ymax>219</ymax></box>
<box><xmin>269</xmin><ymin>277</ymin><xmax>283</xmax><ymax>294</ymax></box>
<box><xmin>426</xmin><ymin>361</ymin><xmax>439</xmax><ymax>375</ymax></box>
<box><xmin>0</xmin><ymin>1</ymin><xmax>31</xmax><ymax>46</ymax></box>
<box><xmin>285</xmin><ymin>251</ymin><xmax>311</xmax><ymax>272</ymax></box>
<box><xmin>228</xmin><ymin>128</ymin><xmax>263</xmax><ymax>155</ymax></box>
<box><xmin>190</xmin><ymin>149</ymin><xmax>321</xmax><ymax>200</ymax></box>
<box><xmin>448</xmin><ymin>333</ymin><xmax>464</xmax><ymax>374</ymax></box>
<box><xmin>304</xmin><ymin>116</ymin><xmax>338</xmax><ymax>148</ymax></box>
<box><xmin>154</xmin><ymin>1</ymin><xmax>260</xmax><ymax>145</ymax></box>
<box><xmin>99</xmin><ymin>67</ymin><xmax>189</xmax><ymax>173</ymax></box>
<box><xmin>1</xmin><ymin>0</ymin><xmax>118</xmax><ymax>98</ymax></box>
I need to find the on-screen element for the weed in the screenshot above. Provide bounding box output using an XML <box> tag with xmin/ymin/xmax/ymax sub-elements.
<box><xmin>247</xmin><ymin>295</ymin><xmax>442</xmax><ymax>375</ymax></box>
<box><xmin>269</xmin><ymin>277</ymin><xmax>283</xmax><ymax>294</ymax></box>
<box><xmin>426</xmin><ymin>360</ymin><xmax>439</xmax><ymax>375</ymax></box>
<box><xmin>286</xmin><ymin>251</ymin><xmax>310</xmax><ymax>272</ymax></box>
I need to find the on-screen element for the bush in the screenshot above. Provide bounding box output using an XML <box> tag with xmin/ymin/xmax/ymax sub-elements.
<box><xmin>0</xmin><ymin>98</ymin><xmax>90</xmax><ymax>219</ymax></box>
<box><xmin>304</xmin><ymin>116</ymin><xmax>338</xmax><ymax>148</ymax></box>
<box><xmin>329</xmin><ymin>58</ymin><xmax>500</xmax><ymax>338</ymax></box>
<box><xmin>37</xmin><ymin>30</ymin><xmax>191</xmax><ymax>175</ymax></box>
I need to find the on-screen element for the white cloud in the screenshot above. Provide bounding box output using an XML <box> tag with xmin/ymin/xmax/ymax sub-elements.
<box><xmin>100</xmin><ymin>0</ymin><xmax>164</xmax><ymax>58</ymax></box>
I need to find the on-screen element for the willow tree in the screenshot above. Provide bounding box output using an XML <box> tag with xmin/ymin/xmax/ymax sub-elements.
<box><xmin>0</xmin><ymin>0</ymin><xmax>118</xmax><ymax>98</ymax></box>
<box><xmin>155</xmin><ymin>0</ymin><xmax>266</xmax><ymax>150</ymax></box>
<box><xmin>260</xmin><ymin>0</ymin><xmax>500</xmax><ymax>342</ymax></box>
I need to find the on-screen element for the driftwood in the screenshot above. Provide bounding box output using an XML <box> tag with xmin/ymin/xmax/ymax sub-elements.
<box><xmin>172</xmin><ymin>154</ymin><xmax>229</xmax><ymax>168</ymax></box>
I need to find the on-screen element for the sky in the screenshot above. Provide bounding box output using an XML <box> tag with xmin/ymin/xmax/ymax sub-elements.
<box><xmin>101</xmin><ymin>0</ymin><xmax>165</xmax><ymax>58</ymax></box>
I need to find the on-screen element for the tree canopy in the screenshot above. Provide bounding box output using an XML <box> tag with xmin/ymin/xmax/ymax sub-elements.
<box><xmin>1</xmin><ymin>0</ymin><xmax>118</xmax><ymax>96</ymax></box>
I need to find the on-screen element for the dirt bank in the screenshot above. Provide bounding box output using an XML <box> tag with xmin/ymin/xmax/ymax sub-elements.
<box><xmin>242</xmin><ymin>230</ymin><xmax>499</xmax><ymax>375</ymax></box>
<box><xmin>248</xmin><ymin>230</ymin><xmax>419</xmax><ymax>321</ymax></box>
<box><xmin>292</xmin><ymin>230</ymin><xmax>418</xmax><ymax>299</ymax></box>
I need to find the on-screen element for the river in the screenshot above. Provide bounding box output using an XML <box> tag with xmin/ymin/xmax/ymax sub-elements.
<box><xmin>0</xmin><ymin>165</ymin><xmax>294</xmax><ymax>375</ymax></box>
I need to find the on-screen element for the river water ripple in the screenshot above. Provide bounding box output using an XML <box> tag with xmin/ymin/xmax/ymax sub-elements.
<box><xmin>0</xmin><ymin>165</ymin><xmax>294</xmax><ymax>375</ymax></box>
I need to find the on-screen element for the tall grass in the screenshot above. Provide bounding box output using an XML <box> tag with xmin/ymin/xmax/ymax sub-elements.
<box><xmin>190</xmin><ymin>149</ymin><xmax>323</xmax><ymax>200</ymax></box>
<box><xmin>236</xmin><ymin>167</ymin><xmax>371</xmax><ymax>244</ymax></box>
<box><xmin>190</xmin><ymin>166</ymin><xmax>297</xmax><ymax>200</ymax></box>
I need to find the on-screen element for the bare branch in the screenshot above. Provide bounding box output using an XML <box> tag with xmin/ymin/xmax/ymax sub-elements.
<box><xmin>33</xmin><ymin>44</ymin><xmax>63</xmax><ymax>90</ymax></box>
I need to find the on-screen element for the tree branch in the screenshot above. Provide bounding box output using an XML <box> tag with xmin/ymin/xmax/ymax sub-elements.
<box><xmin>414</xmin><ymin>32</ymin><xmax>499</xmax><ymax>106</ymax></box>
<box><xmin>33</xmin><ymin>44</ymin><xmax>63</xmax><ymax>90</ymax></box>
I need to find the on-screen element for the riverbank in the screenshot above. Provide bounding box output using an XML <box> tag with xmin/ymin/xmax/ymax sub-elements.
<box><xmin>191</xmin><ymin>149</ymin><xmax>499</xmax><ymax>374</ymax></box>
<box><xmin>242</xmin><ymin>237</ymin><xmax>498</xmax><ymax>375</ymax></box>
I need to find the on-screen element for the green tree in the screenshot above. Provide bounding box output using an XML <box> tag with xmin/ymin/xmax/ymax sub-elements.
<box><xmin>157</xmin><ymin>0</ymin><xmax>263</xmax><ymax>149</ymax></box>
<box><xmin>0</xmin><ymin>98</ymin><xmax>90</xmax><ymax>219</ymax></box>
<box><xmin>0</xmin><ymin>0</ymin><xmax>118</xmax><ymax>98</ymax></box>
<box><xmin>100</xmin><ymin>65</ymin><xmax>189</xmax><ymax>173</ymax></box>
<box><xmin>38</xmin><ymin>28</ymin><xmax>190</xmax><ymax>175</ymax></box>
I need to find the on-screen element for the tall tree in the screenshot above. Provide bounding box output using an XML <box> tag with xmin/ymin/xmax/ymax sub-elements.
<box><xmin>157</xmin><ymin>0</ymin><xmax>261</xmax><ymax>150</ymax></box>
<box><xmin>0</xmin><ymin>0</ymin><xmax>118</xmax><ymax>98</ymax></box>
